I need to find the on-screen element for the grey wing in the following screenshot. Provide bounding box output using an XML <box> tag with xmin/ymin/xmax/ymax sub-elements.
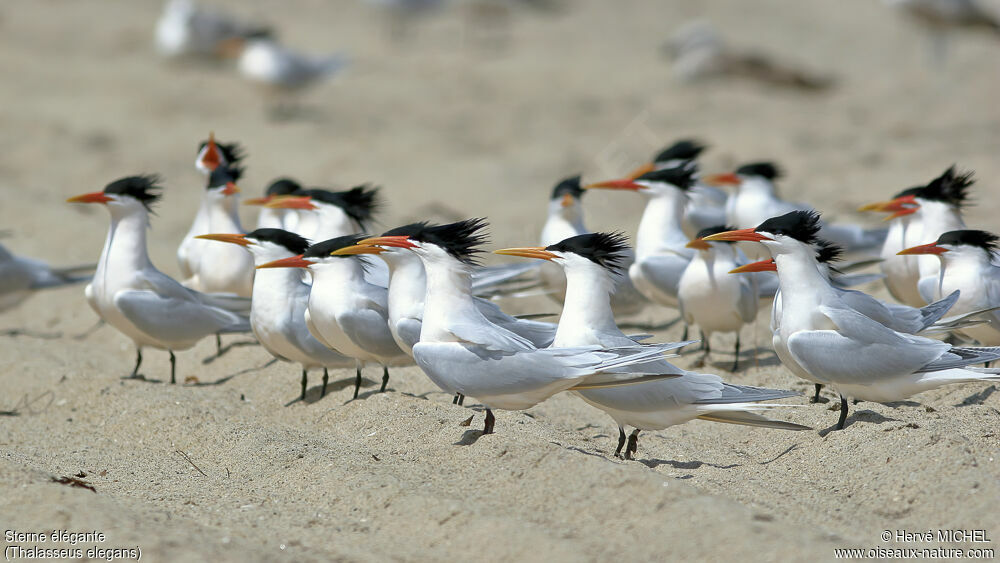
<box><xmin>446</xmin><ymin>322</ymin><xmax>536</xmax><ymax>351</ymax></box>
<box><xmin>114</xmin><ymin>289</ymin><xmax>245</xmax><ymax>343</ymax></box>
<box><xmin>395</xmin><ymin>317</ymin><xmax>423</xmax><ymax>351</ymax></box>
<box><xmin>637</xmin><ymin>254</ymin><xmax>690</xmax><ymax>299</ymax></box>
<box><xmin>336</xmin><ymin>309</ymin><xmax>404</xmax><ymax>359</ymax></box>
<box><xmin>737</xmin><ymin>277</ymin><xmax>758</xmax><ymax>323</ymax></box>
<box><xmin>785</xmin><ymin>305</ymin><xmax>951</xmax><ymax>383</ymax></box>
<box><xmin>471</xmin><ymin>262</ymin><xmax>539</xmax><ymax>291</ymax></box>
<box><xmin>917</xmin><ymin>274</ymin><xmax>938</xmax><ymax>305</ymax></box>
<box><xmin>836</xmin><ymin>288</ymin><xmax>915</xmax><ymax>332</ymax></box>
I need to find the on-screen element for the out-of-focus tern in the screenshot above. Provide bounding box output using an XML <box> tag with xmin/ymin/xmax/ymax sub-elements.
<box><xmin>244</xmin><ymin>178</ymin><xmax>303</xmax><ymax>231</ymax></box>
<box><xmin>196</xmin><ymin>229</ymin><xmax>355</xmax><ymax>399</ymax></box>
<box><xmin>178</xmin><ymin>165</ymin><xmax>255</xmax><ymax>297</ymax></box>
<box><xmin>353</xmin><ymin>219</ymin><xmax>681</xmax><ymax>435</ymax></box>
<box><xmin>233</xmin><ymin>32</ymin><xmax>348</xmax><ymax>92</ymax></box>
<box><xmin>257</xmin><ymin>235</ymin><xmax>411</xmax><ymax>398</ymax></box>
<box><xmin>538</xmin><ymin>175</ymin><xmax>650</xmax><ymax>318</ymax></box>
<box><xmin>705</xmin><ymin>211</ymin><xmax>1000</xmax><ymax>429</ymax></box>
<box><xmin>155</xmin><ymin>0</ymin><xmax>272</xmax><ymax>60</ymax></box>
<box><xmin>495</xmin><ymin>232</ymin><xmax>807</xmax><ymax>459</ymax></box>
<box><xmin>899</xmin><ymin>230</ymin><xmax>1000</xmax><ymax>346</ymax></box>
<box><xmin>265</xmin><ymin>185</ymin><xmax>380</xmax><ymax>242</ymax></box>
<box><xmin>68</xmin><ymin>176</ymin><xmax>251</xmax><ymax>384</ymax></box>
<box><xmin>0</xmin><ymin>243</ymin><xmax>94</xmax><ymax>313</ymax></box>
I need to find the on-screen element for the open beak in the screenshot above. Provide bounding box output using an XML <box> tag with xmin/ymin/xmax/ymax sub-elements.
<box><xmin>584</xmin><ymin>179</ymin><xmax>644</xmax><ymax>191</ymax></box>
<box><xmin>257</xmin><ymin>255</ymin><xmax>314</xmax><ymax>269</ymax></box>
<box><xmin>703</xmin><ymin>228</ymin><xmax>773</xmax><ymax>243</ymax></box>
<box><xmin>67</xmin><ymin>191</ymin><xmax>112</xmax><ymax>204</ymax></box>
<box><xmin>685</xmin><ymin>238</ymin><xmax>711</xmax><ymax>250</ymax></box>
<box><xmin>702</xmin><ymin>172</ymin><xmax>741</xmax><ymax>187</ymax></box>
<box><xmin>858</xmin><ymin>196</ymin><xmax>918</xmax><ymax>220</ymax></box>
<box><xmin>730</xmin><ymin>259</ymin><xmax>777</xmax><ymax>274</ymax></box>
<box><xmin>195</xmin><ymin>233</ymin><xmax>251</xmax><ymax>246</ymax></box>
<box><xmin>560</xmin><ymin>193</ymin><xmax>575</xmax><ymax>208</ymax></box>
<box><xmin>222</xmin><ymin>182</ymin><xmax>241</xmax><ymax>196</ymax></box>
<box><xmin>243</xmin><ymin>195</ymin><xmax>272</xmax><ymax>206</ymax></box>
<box><xmin>898</xmin><ymin>243</ymin><xmax>948</xmax><ymax>256</ymax></box>
<box><xmin>329</xmin><ymin>245</ymin><xmax>386</xmax><ymax>256</ymax></box>
<box><xmin>494</xmin><ymin>247</ymin><xmax>559</xmax><ymax>261</ymax></box>
<box><xmin>626</xmin><ymin>162</ymin><xmax>655</xmax><ymax>179</ymax></box>
<box><xmin>265</xmin><ymin>196</ymin><xmax>315</xmax><ymax>210</ymax></box>
<box><xmin>357</xmin><ymin>235</ymin><xmax>417</xmax><ymax>249</ymax></box>
<box><xmin>200</xmin><ymin>132</ymin><xmax>221</xmax><ymax>171</ymax></box>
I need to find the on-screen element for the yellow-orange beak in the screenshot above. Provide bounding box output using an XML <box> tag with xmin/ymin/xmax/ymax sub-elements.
<box><xmin>858</xmin><ymin>195</ymin><xmax>918</xmax><ymax>221</ymax></box>
<box><xmin>703</xmin><ymin>228</ymin><xmax>773</xmax><ymax>243</ymax></box>
<box><xmin>702</xmin><ymin>172</ymin><xmax>742</xmax><ymax>187</ymax></box>
<box><xmin>222</xmin><ymin>182</ymin><xmax>241</xmax><ymax>196</ymax></box>
<box><xmin>685</xmin><ymin>238</ymin><xmax>711</xmax><ymax>250</ymax></box>
<box><xmin>266</xmin><ymin>196</ymin><xmax>315</xmax><ymax>210</ymax></box>
<box><xmin>730</xmin><ymin>259</ymin><xmax>777</xmax><ymax>274</ymax></box>
<box><xmin>585</xmin><ymin>178</ymin><xmax>644</xmax><ymax>191</ymax></box>
<box><xmin>357</xmin><ymin>235</ymin><xmax>417</xmax><ymax>249</ymax></box>
<box><xmin>626</xmin><ymin>162</ymin><xmax>656</xmax><ymax>180</ymax></box>
<box><xmin>200</xmin><ymin>131</ymin><xmax>221</xmax><ymax>172</ymax></box>
<box><xmin>494</xmin><ymin>247</ymin><xmax>559</xmax><ymax>261</ymax></box>
<box><xmin>195</xmin><ymin>233</ymin><xmax>251</xmax><ymax>246</ymax></box>
<box><xmin>329</xmin><ymin>245</ymin><xmax>386</xmax><ymax>256</ymax></box>
<box><xmin>243</xmin><ymin>195</ymin><xmax>272</xmax><ymax>206</ymax></box>
<box><xmin>898</xmin><ymin>242</ymin><xmax>948</xmax><ymax>256</ymax></box>
<box><xmin>67</xmin><ymin>191</ymin><xmax>112</xmax><ymax>204</ymax></box>
<box><xmin>257</xmin><ymin>255</ymin><xmax>314</xmax><ymax>269</ymax></box>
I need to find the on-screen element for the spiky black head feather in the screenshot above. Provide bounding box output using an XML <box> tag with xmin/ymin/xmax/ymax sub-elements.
<box><xmin>104</xmin><ymin>175</ymin><xmax>162</xmax><ymax>210</ymax></box>
<box><xmin>892</xmin><ymin>185</ymin><xmax>924</xmax><ymax>199</ymax></box>
<box><xmin>918</xmin><ymin>166</ymin><xmax>973</xmax><ymax>207</ymax></box>
<box><xmin>936</xmin><ymin>230</ymin><xmax>999</xmax><ymax>253</ymax></box>
<box><xmin>653</xmin><ymin>139</ymin><xmax>706</xmax><ymax>164</ymax></box>
<box><xmin>265</xmin><ymin>178</ymin><xmax>302</xmax><ymax>197</ymax></box>
<box><xmin>303</xmin><ymin>185</ymin><xmax>381</xmax><ymax>230</ymax></box>
<box><xmin>755</xmin><ymin>210</ymin><xmax>822</xmax><ymax>244</ymax></box>
<box><xmin>303</xmin><ymin>234</ymin><xmax>370</xmax><ymax>259</ymax></box>
<box><xmin>409</xmin><ymin>218</ymin><xmax>489</xmax><ymax>265</ymax></box>
<box><xmin>634</xmin><ymin>164</ymin><xmax>698</xmax><ymax>190</ymax></box>
<box><xmin>736</xmin><ymin>162</ymin><xmax>781</xmax><ymax>180</ymax></box>
<box><xmin>550</xmin><ymin>175</ymin><xmax>584</xmax><ymax>200</ymax></box>
<box><xmin>381</xmin><ymin>221</ymin><xmax>431</xmax><ymax>238</ymax></box>
<box><xmin>246</xmin><ymin>228</ymin><xmax>310</xmax><ymax>255</ymax></box>
<box><xmin>695</xmin><ymin>225</ymin><xmax>738</xmax><ymax>244</ymax></box>
<box><xmin>814</xmin><ymin>239</ymin><xmax>844</xmax><ymax>264</ymax></box>
<box><xmin>546</xmin><ymin>232</ymin><xmax>630</xmax><ymax>275</ymax></box>
<box><xmin>197</xmin><ymin>139</ymin><xmax>246</xmax><ymax>165</ymax></box>
<box><xmin>207</xmin><ymin>165</ymin><xmax>244</xmax><ymax>189</ymax></box>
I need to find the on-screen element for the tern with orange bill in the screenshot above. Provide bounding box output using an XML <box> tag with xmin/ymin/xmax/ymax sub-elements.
<box><xmin>244</xmin><ymin>178</ymin><xmax>303</xmax><ymax>230</ymax></box>
<box><xmin>196</xmin><ymin>229</ymin><xmax>355</xmax><ymax>399</ymax></box>
<box><xmin>68</xmin><ymin>176</ymin><xmax>252</xmax><ymax>384</ymax></box>
<box><xmin>495</xmin><ymin>232</ymin><xmax>807</xmax><ymax>459</ymax></box>
<box><xmin>705</xmin><ymin>211</ymin><xmax>1000</xmax><ymax>429</ymax></box>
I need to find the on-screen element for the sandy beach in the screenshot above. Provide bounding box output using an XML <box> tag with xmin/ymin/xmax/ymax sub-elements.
<box><xmin>2</xmin><ymin>0</ymin><xmax>1000</xmax><ymax>561</ymax></box>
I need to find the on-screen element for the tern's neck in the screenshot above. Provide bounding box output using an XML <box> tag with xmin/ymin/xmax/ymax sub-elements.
<box><xmin>918</xmin><ymin>201</ymin><xmax>964</xmax><ymax>236</ymax></box>
<box><xmin>252</xmin><ymin>259</ymin><xmax>307</xmax><ymax>303</ymax></box>
<box><xmin>635</xmin><ymin>191</ymin><xmax>687</xmax><ymax>257</ymax></box>
<box><xmin>420</xmin><ymin>260</ymin><xmax>483</xmax><ymax>342</ymax></box>
<box><xmin>554</xmin><ymin>264</ymin><xmax>620</xmax><ymax>345</ymax></box>
<box><xmin>773</xmin><ymin>246</ymin><xmax>831</xmax><ymax>311</ymax></box>
<box><xmin>386</xmin><ymin>256</ymin><xmax>427</xmax><ymax>319</ymax></box>
<box><xmin>311</xmin><ymin>206</ymin><xmax>357</xmax><ymax>241</ymax></box>
<box><xmin>739</xmin><ymin>177</ymin><xmax>777</xmax><ymax>200</ymax></box>
<box><xmin>100</xmin><ymin>208</ymin><xmax>154</xmax><ymax>275</ymax></box>
<box><xmin>256</xmin><ymin>208</ymin><xmax>284</xmax><ymax>230</ymax></box>
<box><xmin>206</xmin><ymin>195</ymin><xmax>243</xmax><ymax>231</ymax></box>
<box><xmin>541</xmin><ymin>201</ymin><xmax>586</xmax><ymax>245</ymax></box>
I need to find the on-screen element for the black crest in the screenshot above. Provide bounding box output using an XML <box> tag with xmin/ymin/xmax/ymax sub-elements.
<box><xmin>892</xmin><ymin>185</ymin><xmax>924</xmax><ymax>200</ymax></box>
<box><xmin>653</xmin><ymin>139</ymin><xmax>706</xmax><ymax>164</ymax></box>
<box><xmin>381</xmin><ymin>221</ymin><xmax>430</xmax><ymax>238</ymax></box>
<box><xmin>814</xmin><ymin>239</ymin><xmax>844</xmax><ymax>264</ymax></box>
<box><xmin>696</xmin><ymin>225</ymin><xmax>738</xmax><ymax>244</ymax></box>
<box><xmin>104</xmin><ymin>175</ymin><xmax>163</xmax><ymax>210</ymax></box>
<box><xmin>303</xmin><ymin>234</ymin><xmax>369</xmax><ymax>259</ymax></box>
<box><xmin>304</xmin><ymin>185</ymin><xmax>381</xmax><ymax>230</ymax></box>
<box><xmin>736</xmin><ymin>162</ymin><xmax>781</xmax><ymax>180</ymax></box>
<box><xmin>755</xmin><ymin>210</ymin><xmax>822</xmax><ymax>244</ymax></box>
<box><xmin>207</xmin><ymin>165</ymin><xmax>244</xmax><ymax>189</ymax></box>
<box><xmin>937</xmin><ymin>230</ymin><xmax>999</xmax><ymax>252</ymax></box>
<box><xmin>246</xmin><ymin>228</ymin><xmax>310</xmax><ymax>255</ymax></box>
<box><xmin>919</xmin><ymin>166</ymin><xmax>973</xmax><ymax>207</ymax></box>
<box><xmin>197</xmin><ymin>139</ymin><xmax>246</xmax><ymax>165</ymax></box>
<box><xmin>635</xmin><ymin>164</ymin><xmax>698</xmax><ymax>190</ymax></box>
<box><xmin>546</xmin><ymin>232</ymin><xmax>630</xmax><ymax>275</ymax></box>
<box><xmin>265</xmin><ymin>178</ymin><xmax>302</xmax><ymax>197</ymax></box>
<box><xmin>550</xmin><ymin>175</ymin><xmax>584</xmax><ymax>200</ymax></box>
<box><xmin>410</xmin><ymin>218</ymin><xmax>489</xmax><ymax>265</ymax></box>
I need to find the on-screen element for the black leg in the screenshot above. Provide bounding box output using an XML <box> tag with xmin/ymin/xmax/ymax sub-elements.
<box><xmin>322</xmin><ymin>368</ymin><xmax>329</xmax><ymax>398</ymax></box>
<box><xmin>300</xmin><ymin>369</ymin><xmax>308</xmax><ymax>401</ymax></box>
<box><xmin>681</xmin><ymin>324</ymin><xmax>688</xmax><ymax>342</ymax></box>
<box><xmin>380</xmin><ymin>366</ymin><xmax>389</xmax><ymax>393</ymax></box>
<box><xmin>614</xmin><ymin>427</ymin><xmax>626</xmax><ymax>458</ymax></box>
<box><xmin>216</xmin><ymin>334</ymin><xmax>222</xmax><ymax>355</ymax></box>
<box><xmin>353</xmin><ymin>365</ymin><xmax>362</xmax><ymax>399</ymax></box>
<box><xmin>453</xmin><ymin>393</ymin><xmax>460</xmax><ymax>404</ymax></box>
<box><xmin>458</xmin><ymin>394</ymin><xmax>465</xmax><ymax>406</ymax></box>
<box><xmin>836</xmin><ymin>394</ymin><xmax>848</xmax><ymax>430</ymax></box>
<box><xmin>127</xmin><ymin>348</ymin><xmax>143</xmax><ymax>379</ymax></box>
<box><xmin>701</xmin><ymin>331</ymin><xmax>710</xmax><ymax>353</ymax></box>
<box><xmin>732</xmin><ymin>333</ymin><xmax>741</xmax><ymax>372</ymax></box>
<box><xmin>169</xmin><ymin>350</ymin><xmax>177</xmax><ymax>384</ymax></box>
<box><xmin>812</xmin><ymin>384</ymin><xmax>823</xmax><ymax>403</ymax></box>
<box><xmin>483</xmin><ymin>409</ymin><xmax>495</xmax><ymax>434</ymax></box>
<box><xmin>624</xmin><ymin>429</ymin><xmax>640</xmax><ymax>460</ymax></box>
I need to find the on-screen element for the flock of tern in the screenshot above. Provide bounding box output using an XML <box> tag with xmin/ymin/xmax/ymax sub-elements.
<box><xmin>0</xmin><ymin>131</ymin><xmax>982</xmax><ymax>460</ymax></box>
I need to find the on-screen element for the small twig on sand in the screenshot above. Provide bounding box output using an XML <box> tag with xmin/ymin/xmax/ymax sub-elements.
<box><xmin>175</xmin><ymin>449</ymin><xmax>208</xmax><ymax>477</ymax></box>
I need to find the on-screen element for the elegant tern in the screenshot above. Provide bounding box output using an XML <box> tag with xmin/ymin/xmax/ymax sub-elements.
<box><xmin>244</xmin><ymin>178</ymin><xmax>303</xmax><ymax>231</ymax></box>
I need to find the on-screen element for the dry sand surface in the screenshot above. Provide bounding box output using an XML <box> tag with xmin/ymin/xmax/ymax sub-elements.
<box><xmin>2</xmin><ymin>0</ymin><xmax>1000</xmax><ymax>561</ymax></box>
